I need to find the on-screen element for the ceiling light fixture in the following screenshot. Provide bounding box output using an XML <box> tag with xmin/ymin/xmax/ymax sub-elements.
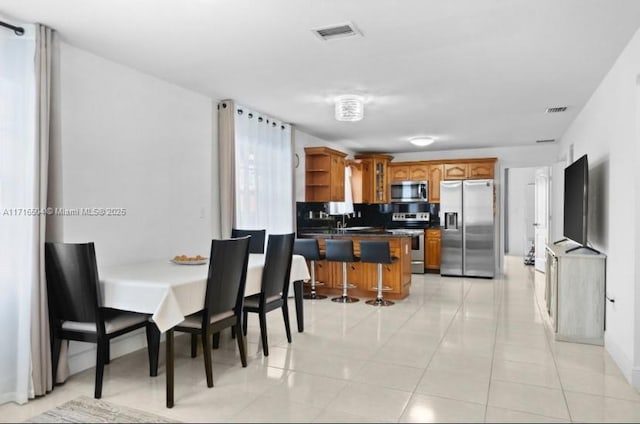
<box><xmin>335</xmin><ymin>95</ymin><xmax>364</xmax><ymax>122</ymax></box>
<box><xmin>409</xmin><ymin>137</ymin><xmax>435</xmax><ymax>147</ymax></box>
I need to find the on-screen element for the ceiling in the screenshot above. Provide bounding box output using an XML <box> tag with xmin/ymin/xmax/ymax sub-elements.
<box><xmin>2</xmin><ymin>0</ymin><xmax>640</xmax><ymax>153</ymax></box>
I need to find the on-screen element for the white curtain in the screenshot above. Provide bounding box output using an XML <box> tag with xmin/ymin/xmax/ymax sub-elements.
<box><xmin>233</xmin><ymin>104</ymin><xmax>293</xmax><ymax>234</ymax></box>
<box><xmin>0</xmin><ymin>22</ymin><xmax>37</xmax><ymax>404</ymax></box>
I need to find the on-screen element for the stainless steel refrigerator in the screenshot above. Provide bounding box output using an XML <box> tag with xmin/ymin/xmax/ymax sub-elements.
<box><xmin>440</xmin><ymin>179</ymin><xmax>495</xmax><ymax>278</ymax></box>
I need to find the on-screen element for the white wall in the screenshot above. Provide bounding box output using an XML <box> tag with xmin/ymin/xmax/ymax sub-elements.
<box><xmin>49</xmin><ymin>41</ymin><xmax>218</xmax><ymax>373</ymax></box>
<box><xmin>556</xmin><ymin>27</ymin><xmax>640</xmax><ymax>385</ymax></box>
<box><xmin>506</xmin><ymin>167</ymin><xmax>536</xmax><ymax>256</ymax></box>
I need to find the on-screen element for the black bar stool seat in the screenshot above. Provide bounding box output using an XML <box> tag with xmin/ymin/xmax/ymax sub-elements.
<box><xmin>293</xmin><ymin>239</ymin><xmax>327</xmax><ymax>300</ymax></box>
<box><xmin>325</xmin><ymin>239</ymin><xmax>359</xmax><ymax>303</ymax></box>
<box><xmin>359</xmin><ymin>240</ymin><xmax>396</xmax><ymax>307</ymax></box>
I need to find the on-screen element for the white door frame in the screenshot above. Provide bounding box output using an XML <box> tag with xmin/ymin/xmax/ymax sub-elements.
<box><xmin>534</xmin><ymin>167</ymin><xmax>550</xmax><ymax>272</ymax></box>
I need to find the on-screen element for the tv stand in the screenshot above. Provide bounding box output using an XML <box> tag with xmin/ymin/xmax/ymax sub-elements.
<box><xmin>544</xmin><ymin>243</ymin><xmax>606</xmax><ymax>345</ymax></box>
<box><xmin>553</xmin><ymin>238</ymin><xmax>569</xmax><ymax>245</ymax></box>
<box><xmin>566</xmin><ymin>245</ymin><xmax>601</xmax><ymax>254</ymax></box>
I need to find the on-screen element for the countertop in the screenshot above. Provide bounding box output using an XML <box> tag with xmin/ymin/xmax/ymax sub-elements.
<box><xmin>299</xmin><ymin>228</ymin><xmax>413</xmax><ymax>238</ymax></box>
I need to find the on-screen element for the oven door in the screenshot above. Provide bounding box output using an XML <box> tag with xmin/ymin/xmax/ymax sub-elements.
<box><xmin>390</xmin><ymin>230</ymin><xmax>425</xmax><ymax>273</ymax></box>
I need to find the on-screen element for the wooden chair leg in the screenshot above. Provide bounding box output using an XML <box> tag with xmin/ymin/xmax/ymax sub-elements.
<box><xmin>191</xmin><ymin>334</ymin><xmax>198</xmax><ymax>358</ymax></box>
<box><xmin>105</xmin><ymin>341</ymin><xmax>110</xmax><ymax>364</ymax></box>
<box><xmin>212</xmin><ymin>332</ymin><xmax>220</xmax><ymax>349</ymax></box>
<box><xmin>282</xmin><ymin>303</ymin><xmax>292</xmax><ymax>343</ymax></box>
<box><xmin>51</xmin><ymin>336</ymin><xmax>62</xmax><ymax>385</ymax></box>
<box><xmin>259</xmin><ymin>312</ymin><xmax>269</xmax><ymax>357</ymax></box>
<box><xmin>242</xmin><ymin>311</ymin><xmax>248</xmax><ymax>336</ymax></box>
<box><xmin>95</xmin><ymin>340</ymin><xmax>107</xmax><ymax>398</ymax></box>
<box><xmin>202</xmin><ymin>328</ymin><xmax>213</xmax><ymax>388</ymax></box>
<box><xmin>234</xmin><ymin>322</ymin><xmax>248</xmax><ymax>367</ymax></box>
<box><xmin>145</xmin><ymin>322</ymin><xmax>160</xmax><ymax>377</ymax></box>
<box><xmin>231</xmin><ymin>326</ymin><xmax>236</xmax><ymax>339</ymax></box>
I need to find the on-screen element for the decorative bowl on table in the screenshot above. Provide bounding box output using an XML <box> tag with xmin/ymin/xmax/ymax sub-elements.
<box><xmin>171</xmin><ymin>254</ymin><xmax>208</xmax><ymax>265</ymax></box>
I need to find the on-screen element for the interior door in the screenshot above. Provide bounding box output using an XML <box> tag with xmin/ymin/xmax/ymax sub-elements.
<box><xmin>534</xmin><ymin>167</ymin><xmax>550</xmax><ymax>272</ymax></box>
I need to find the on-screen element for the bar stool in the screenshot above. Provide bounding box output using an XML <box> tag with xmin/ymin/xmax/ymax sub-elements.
<box><xmin>325</xmin><ymin>239</ymin><xmax>359</xmax><ymax>303</ymax></box>
<box><xmin>359</xmin><ymin>240</ymin><xmax>396</xmax><ymax>306</ymax></box>
<box><xmin>293</xmin><ymin>239</ymin><xmax>327</xmax><ymax>300</ymax></box>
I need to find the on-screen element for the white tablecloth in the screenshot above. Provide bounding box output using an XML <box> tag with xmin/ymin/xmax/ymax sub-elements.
<box><xmin>100</xmin><ymin>254</ymin><xmax>310</xmax><ymax>332</ymax></box>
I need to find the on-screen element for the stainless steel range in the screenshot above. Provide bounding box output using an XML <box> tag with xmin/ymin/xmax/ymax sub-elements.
<box><xmin>389</xmin><ymin>212</ymin><xmax>430</xmax><ymax>274</ymax></box>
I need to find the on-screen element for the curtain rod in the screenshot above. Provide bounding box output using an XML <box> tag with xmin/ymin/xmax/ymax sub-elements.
<box><xmin>0</xmin><ymin>20</ymin><xmax>25</xmax><ymax>36</ymax></box>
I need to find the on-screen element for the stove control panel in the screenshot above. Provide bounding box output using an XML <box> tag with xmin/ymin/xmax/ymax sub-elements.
<box><xmin>392</xmin><ymin>212</ymin><xmax>430</xmax><ymax>221</ymax></box>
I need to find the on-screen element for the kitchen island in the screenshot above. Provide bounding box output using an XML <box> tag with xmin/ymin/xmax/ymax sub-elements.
<box><xmin>298</xmin><ymin>230</ymin><xmax>412</xmax><ymax>300</ymax></box>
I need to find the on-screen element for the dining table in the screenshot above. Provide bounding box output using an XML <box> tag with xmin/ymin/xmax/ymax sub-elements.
<box><xmin>99</xmin><ymin>253</ymin><xmax>310</xmax><ymax>408</ymax></box>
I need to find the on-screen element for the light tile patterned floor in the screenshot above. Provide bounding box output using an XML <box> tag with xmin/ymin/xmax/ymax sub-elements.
<box><xmin>2</xmin><ymin>256</ymin><xmax>640</xmax><ymax>423</ymax></box>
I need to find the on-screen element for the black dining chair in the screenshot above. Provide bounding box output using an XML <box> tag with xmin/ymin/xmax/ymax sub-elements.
<box><xmin>231</xmin><ymin>228</ymin><xmax>266</xmax><ymax>254</ymax></box>
<box><xmin>242</xmin><ymin>233</ymin><xmax>295</xmax><ymax>356</ymax></box>
<box><xmin>45</xmin><ymin>242</ymin><xmax>154</xmax><ymax>399</ymax></box>
<box><xmin>173</xmin><ymin>236</ymin><xmax>251</xmax><ymax>387</ymax></box>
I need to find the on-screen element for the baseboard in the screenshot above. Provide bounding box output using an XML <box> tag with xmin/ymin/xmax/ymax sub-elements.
<box><xmin>604</xmin><ymin>332</ymin><xmax>635</xmax><ymax>386</ymax></box>
<box><xmin>632</xmin><ymin>366</ymin><xmax>640</xmax><ymax>388</ymax></box>
<box><xmin>67</xmin><ymin>328</ymin><xmax>157</xmax><ymax>375</ymax></box>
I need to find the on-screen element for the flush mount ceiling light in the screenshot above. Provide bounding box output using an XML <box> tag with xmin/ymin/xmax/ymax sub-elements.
<box><xmin>409</xmin><ymin>137</ymin><xmax>435</xmax><ymax>147</ymax></box>
<box><xmin>335</xmin><ymin>95</ymin><xmax>364</xmax><ymax>122</ymax></box>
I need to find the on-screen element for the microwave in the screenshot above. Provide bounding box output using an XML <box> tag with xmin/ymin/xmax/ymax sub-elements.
<box><xmin>390</xmin><ymin>180</ymin><xmax>428</xmax><ymax>202</ymax></box>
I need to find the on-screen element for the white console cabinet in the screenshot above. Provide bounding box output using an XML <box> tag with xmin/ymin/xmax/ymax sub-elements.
<box><xmin>544</xmin><ymin>242</ymin><xmax>606</xmax><ymax>345</ymax></box>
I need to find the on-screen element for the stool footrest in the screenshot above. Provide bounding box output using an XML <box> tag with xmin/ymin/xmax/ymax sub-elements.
<box><xmin>369</xmin><ymin>286</ymin><xmax>393</xmax><ymax>291</ymax></box>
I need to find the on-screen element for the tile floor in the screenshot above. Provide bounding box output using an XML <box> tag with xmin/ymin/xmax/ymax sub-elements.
<box><xmin>3</xmin><ymin>256</ymin><xmax>640</xmax><ymax>423</ymax></box>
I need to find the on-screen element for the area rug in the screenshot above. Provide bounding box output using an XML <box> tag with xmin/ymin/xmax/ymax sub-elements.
<box><xmin>24</xmin><ymin>396</ymin><xmax>178</xmax><ymax>423</ymax></box>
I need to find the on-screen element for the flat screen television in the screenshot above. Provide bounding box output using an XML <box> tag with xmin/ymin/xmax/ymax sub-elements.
<box><xmin>561</xmin><ymin>154</ymin><xmax>598</xmax><ymax>253</ymax></box>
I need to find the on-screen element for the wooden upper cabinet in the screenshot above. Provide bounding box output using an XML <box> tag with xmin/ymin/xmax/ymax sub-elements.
<box><xmin>468</xmin><ymin>161</ymin><xmax>495</xmax><ymax>179</ymax></box>
<box><xmin>330</xmin><ymin>154</ymin><xmax>346</xmax><ymax>201</ymax></box>
<box><xmin>354</xmin><ymin>154</ymin><xmax>393</xmax><ymax>203</ymax></box>
<box><xmin>428</xmin><ymin>164</ymin><xmax>443</xmax><ymax>203</ymax></box>
<box><xmin>443</xmin><ymin>163</ymin><xmax>469</xmax><ymax>180</ymax></box>
<box><xmin>304</xmin><ymin>146</ymin><xmax>347</xmax><ymax>202</ymax></box>
<box><xmin>389</xmin><ymin>164</ymin><xmax>409</xmax><ymax>182</ymax></box>
<box><xmin>409</xmin><ymin>165</ymin><xmax>428</xmax><ymax>181</ymax></box>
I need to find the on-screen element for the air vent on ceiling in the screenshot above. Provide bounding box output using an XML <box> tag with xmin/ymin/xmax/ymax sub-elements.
<box><xmin>536</xmin><ymin>139</ymin><xmax>556</xmax><ymax>143</ymax></box>
<box><xmin>312</xmin><ymin>21</ymin><xmax>362</xmax><ymax>41</ymax></box>
<box><xmin>546</xmin><ymin>106</ymin><xmax>568</xmax><ymax>113</ymax></box>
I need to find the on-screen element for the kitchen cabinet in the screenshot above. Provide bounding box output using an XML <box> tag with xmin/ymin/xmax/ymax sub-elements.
<box><xmin>409</xmin><ymin>164</ymin><xmax>428</xmax><ymax>181</ymax></box>
<box><xmin>389</xmin><ymin>164</ymin><xmax>409</xmax><ymax>182</ymax></box>
<box><xmin>443</xmin><ymin>163</ymin><xmax>469</xmax><ymax>180</ymax></box>
<box><xmin>425</xmin><ymin>229</ymin><xmax>441</xmax><ymax>270</ymax></box>
<box><xmin>544</xmin><ymin>242</ymin><xmax>606</xmax><ymax>345</ymax></box>
<box><xmin>304</xmin><ymin>146</ymin><xmax>347</xmax><ymax>202</ymax></box>
<box><xmin>312</xmin><ymin>238</ymin><xmax>333</xmax><ymax>288</ymax></box>
<box><xmin>468</xmin><ymin>161</ymin><xmax>495</xmax><ymax>179</ymax></box>
<box><xmin>353</xmin><ymin>154</ymin><xmax>393</xmax><ymax>204</ymax></box>
<box><xmin>427</xmin><ymin>164</ymin><xmax>443</xmax><ymax>203</ymax></box>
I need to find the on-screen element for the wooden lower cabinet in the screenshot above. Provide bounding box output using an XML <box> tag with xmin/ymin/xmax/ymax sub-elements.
<box><xmin>313</xmin><ymin>259</ymin><xmax>332</xmax><ymax>288</ymax></box>
<box><xmin>302</xmin><ymin>235</ymin><xmax>411</xmax><ymax>299</ymax></box>
<box><xmin>425</xmin><ymin>229</ymin><xmax>441</xmax><ymax>270</ymax></box>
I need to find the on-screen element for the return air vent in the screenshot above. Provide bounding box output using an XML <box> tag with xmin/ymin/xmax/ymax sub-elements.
<box><xmin>546</xmin><ymin>106</ymin><xmax>568</xmax><ymax>113</ymax></box>
<box><xmin>312</xmin><ymin>21</ymin><xmax>362</xmax><ymax>41</ymax></box>
<box><xmin>536</xmin><ymin>139</ymin><xmax>556</xmax><ymax>143</ymax></box>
